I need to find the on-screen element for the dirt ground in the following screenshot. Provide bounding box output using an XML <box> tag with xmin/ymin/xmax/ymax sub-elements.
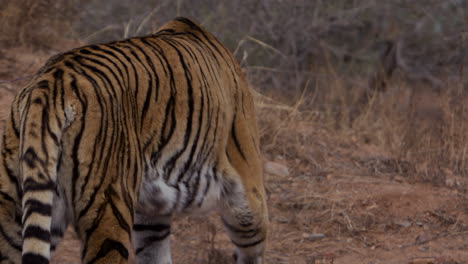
<box><xmin>0</xmin><ymin>48</ymin><xmax>467</xmax><ymax>264</ymax></box>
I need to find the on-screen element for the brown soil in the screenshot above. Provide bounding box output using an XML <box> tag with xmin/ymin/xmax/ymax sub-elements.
<box><xmin>0</xmin><ymin>48</ymin><xmax>467</xmax><ymax>264</ymax></box>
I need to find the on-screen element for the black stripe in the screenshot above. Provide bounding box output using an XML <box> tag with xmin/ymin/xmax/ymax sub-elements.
<box><xmin>81</xmin><ymin>201</ymin><xmax>107</xmax><ymax>256</ymax></box>
<box><xmin>135</xmin><ymin>232</ymin><xmax>171</xmax><ymax>254</ymax></box>
<box><xmin>143</xmin><ymin>232</ymin><xmax>170</xmax><ymax>243</ymax></box>
<box><xmin>73</xmin><ymin>51</ymin><xmax>135</xmax><ymax>202</ymax></box>
<box><xmin>133</xmin><ymin>224</ymin><xmax>170</xmax><ymax>232</ymax></box>
<box><xmin>197</xmin><ymin>173</ymin><xmax>211</xmax><ymax>207</ymax></box>
<box><xmin>140</xmin><ymin>38</ymin><xmax>180</xmax><ymax>162</ymax></box>
<box><xmin>177</xmin><ymin>31</ymin><xmax>223</xmax><ymax>67</ymax></box>
<box><xmin>156</xmin><ymin>28</ymin><xmax>175</xmax><ymax>34</ymax></box>
<box><xmin>67</xmin><ymin>73</ymin><xmax>89</xmax><ymax>203</ymax></box>
<box><xmin>231</xmin><ymin>237</ymin><xmax>265</xmax><ymax>248</ymax></box>
<box><xmin>68</xmin><ymin>61</ymin><xmax>116</xmax><ymax>213</ymax></box>
<box><xmin>89</xmin><ymin>45</ymin><xmax>128</xmax><ymax>72</ymax></box>
<box><xmin>117</xmin><ymin>138</ymin><xmax>135</xmax><ymax>220</ymax></box>
<box><xmin>112</xmin><ymin>43</ymin><xmax>141</xmax><ymax>102</ymax></box>
<box><xmin>0</xmin><ymin>225</ymin><xmax>21</xmax><ymax>251</ymax></box>
<box><xmin>52</xmin><ymin>69</ymin><xmax>64</xmax><ymax>129</ymax></box>
<box><xmin>124</xmin><ymin>39</ymin><xmax>160</xmax><ymax>123</ymax></box>
<box><xmin>106</xmin><ymin>188</ymin><xmax>131</xmax><ymax>235</ymax></box>
<box><xmin>221</xmin><ymin>217</ymin><xmax>259</xmax><ymax>234</ymax></box>
<box><xmin>231</xmin><ymin>123</ymin><xmax>247</xmax><ymax>160</ymax></box>
<box><xmin>32</xmin><ymin>97</ymin><xmax>43</xmax><ymax>105</ymax></box>
<box><xmin>2</xmin><ymin>142</ymin><xmax>14</xmax><ymax>156</ymax></box>
<box><xmin>72</xmin><ymin>55</ymin><xmax>118</xmax><ymax>100</ymax></box>
<box><xmin>150</xmin><ymin>95</ymin><xmax>176</xmax><ymax>166</ymax></box>
<box><xmin>21</xmin><ymin>147</ymin><xmax>43</xmax><ymax>169</ymax></box>
<box><xmin>174</xmin><ymin>17</ymin><xmax>201</xmax><ymax>31</ymax></box>
<box><xmin>65</xmin><ymin>68</ymin><xmax>103</xmax><ymax>206</ymax></box>
<box><xmin>89</xmin><ymin>45</ymin><xmax>131</xmax><ymax>94</ymax></box>
<box><xmin>10</xmin><ymin>89</ymin><xmax>22</xmax><ymax>137</ymax></box>
<box><xmin>115</xmin><ymin>42</ymin><xmax>145</xmax><ymax>130</ymax></box>
<box><xmin>166</xmin><ymin>38</ymin><xmax>205</xmax><ymax>184</ymax></box>
<box><xmin>37</xmin><ymin>80</ymin><xmax>49</xmax><ymax>89</ymax></box>
<box><xmin>140</xmin><ymin>38</ymin><xmax>169</xmax><ymax>76</ymax></box>
<box><xmin>22</xmin><ymin>179</ymin><xmax>55</xmax><ymax>193</ymax></box>
<box><xmin>23</xmin><ymin>225</ymin><xmax>50</xmax><ymax>242</ymax></box>
<box><xmin>22</xmin><ymin>253</ymin><xmax>48</xmax><ymax>264</ymax></box>
<box><xmin>22</xmin><ymin>200</ymin><xmax>52</xmax><ymax>223</ymax></box>
<box><xmin>88</xmin><ymin>238</ymin><xmax>129</xmax><ymax>264</ymax></box>
<box><xmin>177</xmin><ymin>29</ymin><xmax>241</xmax><ymax>108</ymax></box>
<box><xmin>0</xmin><ymin>190</ymin><xmax>15</xmax><ymax>203</ymax></box>
<box><xmin>51</xmin><ymin>227</ymin><xmax>64</xmax><ymax>238</ymax></box>
<box><xmin>189</xmin><ymin>43</ymin><xmax>215</xmax><ymax>168</ymax></box>
<box><xmin>131</xmin><ymin>161</ymin><xmax>140</xmax><ymax>199</ymax></box>
<box><xmin>39</xmin><ymin>96</ymin><xmax>52</xmax><ymax>163</ymax></box>
<box><xmin>77</xmin><ymin>51</ymin><xmax>126</xmax><ymax>96</ymax></box>
<box><xmin>104</xmin><ymin>45</ymin><xmax>134</xmax><ymax>90</ymax></box>
<box><xmin>161</xmin><ymin>40</ymin><xmax>195</xmax><ymax>179</ymax></box>
<box><xmin>184</xmin><ymin>171</ymin><xmax>201</xmax><ymax>208</ymax></box>
<box><xmin>212</xmin><ymin>166</ymin><xmax>219</xmax><ymax>182</ymax></box>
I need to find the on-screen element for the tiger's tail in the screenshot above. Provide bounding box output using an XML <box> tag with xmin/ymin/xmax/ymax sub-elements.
<box><xmin>19</xmin><ymin>81</ymin><xmax>65</xmax><ymax>264</ymax></box>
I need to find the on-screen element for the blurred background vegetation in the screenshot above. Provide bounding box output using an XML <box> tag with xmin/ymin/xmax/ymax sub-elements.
<box><xmin>1</xmin><ymin>0</ymin><xmax>468</xmax><ymax>183</ymax></box>
<box><xmin>2</xmin><ymin>0</ymin><xmax>467</xmax><ymax>94</ymax></box>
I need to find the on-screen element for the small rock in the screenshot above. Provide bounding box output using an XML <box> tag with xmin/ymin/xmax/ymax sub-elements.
<box><xmin>394</xmin><ymin>220</ymin><xmax>412</xmax><ymax>228</ymax></box>
<box><xmin>415</xmin><ymin>232</ymin><xmax>432</xmax><ymax>244</ymax></box>
<box><xmin>302</xmin><ymin>233</ymin><xmax>325</xmax><ymax>241</ymax></box>
<box><xmin>418</xmin><ymin>245</ymin><xmax>429</xmax><ymax>252</ymax></box>
<box><xmin>415</xmin><ymin>222</ymin><xmax>424</xmax><ymax>227</ymax></box>
<box><xmin>264</xmin><ymin>161</ymin><xmax>289</xmax><ymax>177</ymax></box>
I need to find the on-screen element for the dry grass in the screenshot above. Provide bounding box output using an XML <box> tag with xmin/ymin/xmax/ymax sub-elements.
<box><xmin>253</xmin><ymin>67</ymin><xmax>468</xmax><ymax>186</ymax></box>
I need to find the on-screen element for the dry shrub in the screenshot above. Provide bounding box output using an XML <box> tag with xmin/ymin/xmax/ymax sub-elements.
<box><xmin>255</xmin><ymin>57</ymin><xmax>468</xmax><ymax>186</ymax></box>
<box><xmin>255</xmin><ymin>87</ymin><xmax>330</xmax><ymax>175</ymax></box>
<box><xmin>348</xmin><ymin>79</ymin><xmax>468</xmax><ymax>184</ymax></box>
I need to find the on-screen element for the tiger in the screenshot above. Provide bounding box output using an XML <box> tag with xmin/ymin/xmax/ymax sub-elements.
<box><xmin>0</xmin><ymin>17</ymin><xmax>268</xmax><ymax>264</ymax></box>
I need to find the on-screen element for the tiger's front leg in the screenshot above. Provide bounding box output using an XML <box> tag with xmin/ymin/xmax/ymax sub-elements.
<box><xmin>133</xmin><ymin>213</ymin><xmax>172</xmax><ymax>264</ymax></box>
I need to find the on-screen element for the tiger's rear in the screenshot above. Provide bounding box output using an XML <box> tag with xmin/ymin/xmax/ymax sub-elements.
<box><xmin>0</xmin><ymin>17</ymin><xmax>268</xmax><ymax>264</ymax></box>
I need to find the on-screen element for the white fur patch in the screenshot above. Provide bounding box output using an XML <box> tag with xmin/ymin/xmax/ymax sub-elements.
<box><xmin>22</xmin><ymin>238</ymin><xmax>51</xmax><ymax>259</ymax></box>
<box><xmin>137</xmin><ymin>165</ymin><xmax>223</xmax><ymax>215</ymax></box>
<box><xmin>64</xmin><ymin>103</ymin><xmax>76</xmax><ymax>128</ymax></box>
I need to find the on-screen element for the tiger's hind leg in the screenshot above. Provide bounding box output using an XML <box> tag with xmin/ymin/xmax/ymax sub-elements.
<box><xmin>75</xmin><ymin>184</ymin><xmax>136</xmax><ymax>264</ymax></box>
<box><xmin>0</xmin><ymin>192</ymin><xmax>22</xmax><ymax>264</ymax></box>
<box><xmin>133</xmin><ymin>213</ymin><xmax>172</xmax><ymax>264</ymax></box>
<box><xmin>50</xmin><ymin>189</ymin><xmax>69</xmax><ymax>255</ymax></box>
<box><xmin>0</xmin><ymin>112</ymin><xmax>24</xmax><ymax>264</ymax></box>
<box><xmin>219</xmin><ymin>159</ymin><xmax>268</xmax><ymax>264</ymax></box>
<box><xmin>219</xmin><ymin>96</ymin><xmax>269</xmax><ymax>264</ymax></box>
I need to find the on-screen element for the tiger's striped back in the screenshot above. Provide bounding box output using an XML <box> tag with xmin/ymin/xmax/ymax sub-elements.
<box><xmin>0</xmin><ymin>17</ymin><xmax>268</xmax><ymax>264</ymax></box>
